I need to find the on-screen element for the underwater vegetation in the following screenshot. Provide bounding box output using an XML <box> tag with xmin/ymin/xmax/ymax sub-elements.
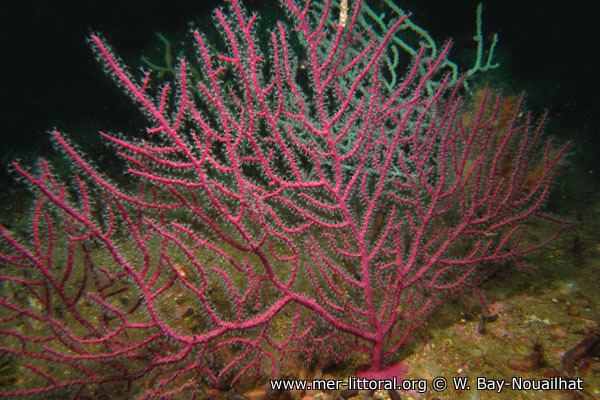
<box><xmin>0</xmin><ymin>0</ymin><xmax>570</xmax><ymax>398</ymax></box>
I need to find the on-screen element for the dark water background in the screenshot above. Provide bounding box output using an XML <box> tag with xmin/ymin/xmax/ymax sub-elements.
<box><xmin>1</xmin><ymin>0</ymin><xmax>598</xmax><ymax>210</ymax></box>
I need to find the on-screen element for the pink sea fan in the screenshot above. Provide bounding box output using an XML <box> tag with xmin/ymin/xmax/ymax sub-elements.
<box><xmin>0</xmin><ymin>0</ymin><xmax>567</xmax><ymax>397</ymax></box>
